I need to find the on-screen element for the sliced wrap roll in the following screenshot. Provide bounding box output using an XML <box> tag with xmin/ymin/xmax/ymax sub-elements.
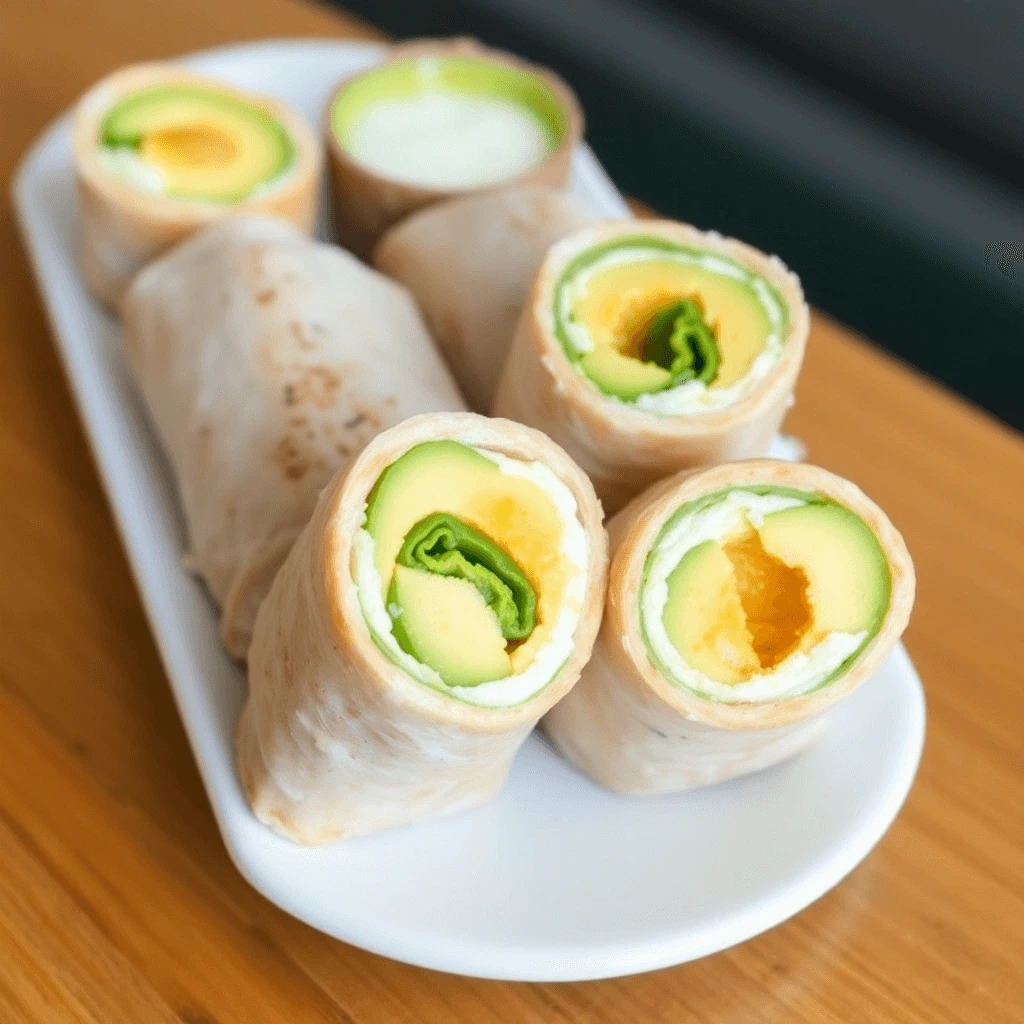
<box><xmin>236</xmin><ymin>412</ymin><xmax>608</xmax><ymax>843</ymax></box>
<box><xmin>543</xmin><ymin>460</ymin><xmax>915</xmax><ymax>794</ymax></box>
<box><xmin>325</xmin><ymin>38</ymin><xmax>584</xmax><ymax>257</ymax></box>
<box><xmin>493</xmin><ymin>220</ymin><xmax>811</xmax><ymax>515</ymax></box>
<box><xmin>74</xmin><ymin>63</ymin><xmax>321</xmax><ymax>308</ymax></box>
<box><xmin>373</xmin><ymin>186</ymin><xmax>602</xmax><ymax>412</ymax></box>
<box><xmin>122</xmin><ymin>216</ymin><xmax>464</xmax><ymax>659</ymax></box>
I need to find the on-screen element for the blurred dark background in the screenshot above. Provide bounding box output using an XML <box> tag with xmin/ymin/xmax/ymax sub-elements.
<box><xmin>327</xmin><ymin>0</ymin><xmax>1023</xmax><ymax>430</ymax></box>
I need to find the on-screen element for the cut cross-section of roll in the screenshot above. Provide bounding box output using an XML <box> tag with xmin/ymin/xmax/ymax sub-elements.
<box><xmin>236</xmin><ymin>412</ymin><xmax>608</xmax><ymax>843</ymax></box>
<box><xmin>74</xmin><ymin>63</ymin><xmax>322</xmax><ymax>307</ymax></box>
<box><xmin>325</xmin><ymin>37</ymin><xmax>584</xmax><ymax>257</ymax></box>
<box><xmin>542</xmin><ymin>460</ymin><xmax>915</xmax><ymax>795</ymax></box>
<box><xmin>373</xmin><ymin>186</ymin><xmax>603</xmax><ymax>412</ymax></box>
<box><xmin>122</xmin><ymin>216</ymin><xmax>465</xmax><ymax>659</ymax></box>
<box><xmin>493</xmin><ymin>220</ymin><xmax>811</xmax><ymax>515</ymax></box>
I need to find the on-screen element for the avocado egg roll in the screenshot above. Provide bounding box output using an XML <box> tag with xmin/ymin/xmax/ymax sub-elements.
<box><xmin>493</xmin><ymin>220</ymin><xmax>811</xmax><ymax>515</ymax></box>
<box><xmin>543</xmin><ymin>460</ymin><xmax>915</xmax><ymax>795</ymax></box>
<box><xmin>326</xmin><ymin>37</ymin><xmax>584</xmax><ymax>257</ymax></box>
<box><xmin>74</xmin><ymin>63</ymin><xmax>321</xmax><ymax>308</ymax></box>
<box><xmin>373</xmin><ymin>186</ymin><xmax>602</xmax><ymax>412</ymax></box>
<box><xmin>236</xmin><ymin>412</ymin><xmax>608</xmax><ymax>843</ymax></box>
<box><xmin>122</xmin><ymin>216</ymin><xmax>464</xmax><ymax>659</ymax></box>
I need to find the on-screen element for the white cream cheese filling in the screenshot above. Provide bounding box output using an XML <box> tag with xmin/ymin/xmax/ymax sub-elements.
<box><xmin>641</xmin><ymin>490</ymin><xmax>866</xmax><ymax>703</ymax></box>
<box><xmin>556</xmin><ymin>245</ymin><xmax>787</xmax><ymax>415</ymax></box>
<box><xmin>353</xmin><ymin>448</ymin><xmax>589</xmax><ymax>708</ymax></box>
<box><xmin>346</xmin><ymin>89</ymin><xmax>550</xmax><ymax>190</ymax></box>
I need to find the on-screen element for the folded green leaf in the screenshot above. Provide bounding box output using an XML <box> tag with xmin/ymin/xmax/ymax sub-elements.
<box><xmin>642</xmin><ymin>299</ymin><xmax>720</xmax><ymax>386</ymax></box>
<box><xmin>395</xmin><ymin>513</ymin><xmax>537</xmax><ymax>641</ymax></box>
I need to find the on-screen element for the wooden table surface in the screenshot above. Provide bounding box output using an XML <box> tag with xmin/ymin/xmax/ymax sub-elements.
<box><xmin>2</xmin><ymin>1</ymin><xmax>1022</xmax><ymax>1021</ymax></box>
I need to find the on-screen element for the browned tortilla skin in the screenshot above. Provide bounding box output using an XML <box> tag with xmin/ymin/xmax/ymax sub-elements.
<box><xmin>236</xmin><ymin>411</ymin><xmax>609</xmax><ymax>844</ymax></box>
<box><xmin>492</xmin><ymin>220</ymin><xmax>811</xmax><ymax>517</ymax></box>
<box><xmin>324</xmin><ymin>37</ymin><xmax>585</xmax><ymax>259</ymax></box>
<box><xmin>73</xmin><ymin>63</ymin><xmax>322</xmax><ymax>309</ymax></box>
<box><xmin>541</xmin><ymin>459</ymin><xmax>916</xmax><ymax>796</ymax></box>
<box><xmin>372</xmin><ymin>186</ymin><xmax>604</xmax><ymax>413</ymax></box>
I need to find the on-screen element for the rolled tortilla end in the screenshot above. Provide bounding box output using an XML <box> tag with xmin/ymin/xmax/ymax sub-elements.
<box><xmin>73</xmin><ymin>62</ymin><xmax>322</xmax><ymax>309</ymax></box>
<box><xmin>236</xmin><ymin>411</ymin><xmax>608</xmax><ymax>843</ymax></box>
<box><xmin>373</xmin><ymin>186</ymin><xmax>604</xmax><ymax>412</ymax></box>
<box><xmin>325</xmin><ymin>38</ymin><xmax>584</xmax><ymax>258</ymax></box>
<box><xmin>542</xmin><ymin>459</ymin><xmax>916</xmax><ymax>795</ymax></box>
<box><xmin>493</xmin><ymin>220</ymin><xmax>811</xmax><ymax>516</ymax></box>
<box><xmin>121</xmin><ymin>216</ymin><xmax>464</xmax><ymax>660</ymax></box>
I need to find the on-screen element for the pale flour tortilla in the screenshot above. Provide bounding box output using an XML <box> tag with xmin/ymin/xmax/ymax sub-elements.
<box><xmin>542</xmin><ymin>459</ymin><xmax>916</xmax><ymax>795</ymax></box>
<box><xmin>492</xmin><ymin>220</ymin><xmax>811</xmax><ymax>516</ymax></box>
<box><xmin>373</xmin><ymin>186</ymin><xmax>604</xmax><ymax>412</ymax></box>
<box><xmin>122</xmin><ymin>216</ymin><xmax>465</xmax><ymax>659</ymax></box>
<box><xmin>236</xmin><ymin>411</ymin><xmax>608</xmax><ymax>844</ymax></box>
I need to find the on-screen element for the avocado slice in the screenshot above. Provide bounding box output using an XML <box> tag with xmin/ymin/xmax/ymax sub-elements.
<box><xmin>757</xmin><ymin>503</ymin><xmax>891</xmax><ymax>636</ymax></box>
<box><xmin>556</xmin><ymin>241</ymin><xmax>783</xmax><ymax>401</ymax></box>
<box><xmin>388</xmin><ymin>566</ymin><xmax>512</xmax><ymax>687</ymax></box>
<box><xmin>365</xmin><ymin>440</ymin><xmax>500</xmax><ymax>590</ymax></box>
<box><xmin>100</xmin><ymin>86</ymin><xmax>294</xmax><ymax>202</ymax></box>
<box><xmin>396</xmin><ymin>512</ymin><xmax>536</xmax><ymax>641</ymax></box>
<box><xmin>579</xmin><ymin>346</ymin><xmax>673</xmax><ymax>400</ymax></box>
<box><xmin>660</xmin><ymin>493</ymin><xmax>890</xmax><ymax>686</ymax></box>
<box><xmin>363</xmin><ymin>440</ymin><xmax>556</xmax><ymax>687</ymax></box>
<box><xmin>662</xmin><ymin>539</ymin><xmax>761</xmax><ymax>684</ymax></box>
<box><xmin>577</xmin><ymin>297</ymin><xmax>722</xmax><ymax>400</ymax></box>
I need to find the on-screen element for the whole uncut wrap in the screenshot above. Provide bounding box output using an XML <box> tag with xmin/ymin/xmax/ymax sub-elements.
<box><xmin>542</xmin><ymin>460</ymin><xmax>916</xmax><ymax>795</ymax></box>
<box><xmin>236</xmin><ymin>412</ymin><xmax>608</xmax><ymax>844</ymax></box>
<box><xmin>74</xmin><ymin>62</ymin><xmax>322</xmax><ymax>309</ymax></box>
<box><xmin>492</xmin><ymin>220</ymin><xmax>811</xmax><ymax>516</ymax></box>
<box><xmin>122</xmin><ymin>216</ymin><xmax>464</xmax><ymax>659</ymax></box>
<box><xmin>373</xmin><ymin>186</ymin><xmax>602</xmax><ymax>411</ymax></box>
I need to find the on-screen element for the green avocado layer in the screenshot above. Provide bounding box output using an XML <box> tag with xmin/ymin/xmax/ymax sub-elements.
<box><xmin>554</xmin><ymin>235</ymin><xmax>787</xmax><ymax>402</ymax></box>
<box><xmin>100</xmin><ymin>85</ymin><xmax>294</xmax><ymax>203</ymax></box>
<box><xmin>641</xmin><ymin>485</ymin><xmax>892</xmax><ymax>699</ymax></box>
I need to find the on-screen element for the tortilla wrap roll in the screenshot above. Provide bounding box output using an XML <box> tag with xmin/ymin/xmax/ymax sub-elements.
<box><xmin>493</xmin><ymin>220</ymin><xmax>811</xmax><ymax>515</ymax></box>
<box><xmin>122</xmin><ymin>216</ymin><xmax>464</xmax><ymax>659</ymax></box>
<box><xmin>74</xmin><ymin>62</ymin><xmax>321</xmax><ymax>308</ymax></box>
<box><xmin>236</xmin><ymin>411</ymin><xmax>608</xmax><ymax>844</ymax></box>
<box><xmin>325</xmin><ymin>37</ymin><xmax>584</xmax><ymax>258</ymax></box>
<box><xmin>373</xmin><ymin>186</ymin><xmax>603</xmax><ymax>412</ymax></box>
<box><xmin>542</xmin><ymin>459</ymin><xmax>915</xmax><ymax>795</ymax></box>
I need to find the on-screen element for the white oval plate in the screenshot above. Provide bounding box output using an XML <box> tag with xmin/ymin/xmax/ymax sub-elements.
<box><xmin>12</xmin><ymin>39</ymin><xmax>925</xmax><ymax>982</ymax></box>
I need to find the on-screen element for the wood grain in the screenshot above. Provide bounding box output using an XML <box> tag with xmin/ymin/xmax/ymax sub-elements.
<box><xmin>1</xmin><ymin>1</ymin><xmax>1022</xmax><ymax>1021</ymax></box>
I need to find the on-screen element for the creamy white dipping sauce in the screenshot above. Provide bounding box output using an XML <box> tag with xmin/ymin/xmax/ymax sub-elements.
<box><xmin>346</xmin><ymin>90</ymin><xmax>551</xmax><ymax>190</ymax></box>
